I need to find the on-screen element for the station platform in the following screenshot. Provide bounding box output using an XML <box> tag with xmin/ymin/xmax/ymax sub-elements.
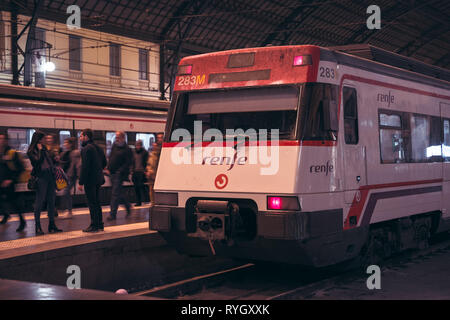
<box><xmin>0</xmin><ymin>204</ymin><xmax>172</xmax><ymax>299</ymax></box>
<box><xmin>0</xmin><ymin>278</ymin><xmax>155</xmax><ymax>300</ymax></box>
<box><xmin>0</xmin><ymin>204</ymin><xmax>152</xmax><ymax>242</ymax></box>
<box><xmin>0</xmin><ymin>204</ymin><xmax>240</xmax><ymax>299</ymax></box>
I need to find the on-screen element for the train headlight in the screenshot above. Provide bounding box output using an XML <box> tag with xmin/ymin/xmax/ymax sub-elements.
<box><xmin>267</xmin><ymin>196</ymin><xmax>300</xmax><ymax>211</ymax></box>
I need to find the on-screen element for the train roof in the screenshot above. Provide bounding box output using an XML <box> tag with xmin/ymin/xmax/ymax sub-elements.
<box><xmin>322</xmin><ymin>44</ymin><xmax>450</xmax><ymax>90</ymax></box>
<box><xmin>180</xmin><ymin>45</ymin><xmax>449</xmax><ymax>92</ymax></box>
<box><xmin>0</xmin><ymin>84</ymin><xmax>170</xmax><ymax>111</ymax></box>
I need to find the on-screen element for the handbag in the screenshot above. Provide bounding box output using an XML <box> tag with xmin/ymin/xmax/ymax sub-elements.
<box><xmin>27</xmin><ymin>175</ymin><xmax>38</xmax><ymax>190</ymax></box>
<box><xmin>54</xmin><ymin>166</ymin><xmax>69</xmax><ymax>191</ymax></box>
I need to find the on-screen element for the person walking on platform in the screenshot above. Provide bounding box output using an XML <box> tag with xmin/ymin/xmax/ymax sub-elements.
<box><xmin>146</xmin><ymin>133</ymin><xmax>163</xmax><ymax>206</ymax></box>
<box><xmin>59</xmin><ymin>137</ymin><xmax>81</xmax><ymax>218</ymax></box>
<box><xmin>105</xmin><ymin>131</ymin><xmax>133</xmax><ymax>220</ymax></box>
<box><xmin>78</xmin><ymin>129</ymin><xmax>106</xmax><ymax>233</ymax></box>
<box><xmin>44</xmin><ymin>134</ymin><xmax>61</xmax><ymax>217</ymax></box>
<box><xmin>27</xmin><ymin>131</ymin><xmax>62</xmax><ymax>235</ymax></box>
<box><xmin>0</xmin><ymin>133</ymin><xmax>26</xmax><ymax>232</ymax></box>
<box><xmin>131</xmin><ymin>140</ymin><xmax>148</xmax><ymax>207</ymax></box>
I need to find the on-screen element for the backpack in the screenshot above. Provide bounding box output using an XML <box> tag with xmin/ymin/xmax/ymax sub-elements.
<box><xmin>54</xmin><ymin>166</ymin><xmax>69</xmax><ymax>190</ymax></box>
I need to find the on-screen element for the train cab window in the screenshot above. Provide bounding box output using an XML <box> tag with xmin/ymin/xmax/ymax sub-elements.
<box><xmin>343</xmin><ymin>87</ymin><xmax>358</xmax><ymax>144</ymax></box>
<box><xmin>299</xmin><ymin>83</ymin><xmax>339</xmax><ymax>141</ymax></box>
<box><xmin>170</xmin><ymin>86</ymin><xmax>299</xmax><ymax>141</ymax></box>
<box><xmin>7</xmin><ymin>128</ymin><xmax>35</xmax><ymax>154</ymax></box>
<box><xmin>443</xmin><ymin>119</ymin><xmax>450</xmax><ymax>162</ymax></box>
<box><xmin>379</xmin><ymin>111</ymin><xmax>410</xmax><ymax>163</ymax></box>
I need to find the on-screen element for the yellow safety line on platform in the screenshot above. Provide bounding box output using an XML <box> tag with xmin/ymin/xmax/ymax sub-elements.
<box><xmin>3</xmin><ymin>204</ymin><xmax>151</xmax><ymax>222</ymax></box>
<box><xmin>0</xmin><ymin>222</ymin><xmax>153</xmax><ymax>252</ymax></box>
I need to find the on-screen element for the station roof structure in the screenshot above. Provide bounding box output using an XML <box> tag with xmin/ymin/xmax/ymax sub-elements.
<box><xmin>4</xmin><ymin>0</ymin><xmax>447</xmax><ymax>67</ymax></box>
<box><xmin>2</xmin><ymin>0</ymin><xmax>449</xmax><ymax>97</ymax></box>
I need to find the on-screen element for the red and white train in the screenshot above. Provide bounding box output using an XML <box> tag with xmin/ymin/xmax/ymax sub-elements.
<box><xmin>150</xmin><ymin>44</ymin><xmax>450</xmax><ymax>267</ymax></box>
<box><xmin>0</xmin><ymin>84</ymin><xmax>168</xmax><ymax>209</ymax></box>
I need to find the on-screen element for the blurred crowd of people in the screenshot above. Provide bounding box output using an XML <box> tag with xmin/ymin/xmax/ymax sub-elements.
<box><xmin>0</xmin><ymin>130</ymin><xmax>164</xmax><ymax>236</ymax></box>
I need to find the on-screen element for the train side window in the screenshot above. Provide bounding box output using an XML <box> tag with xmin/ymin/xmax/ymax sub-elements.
<box><xmin>343</xmin><ymin>87</ymin><xmax>358</xmax><ymax>144</ymax></box>
<box><xmin>136</xmin><ymin>133</ymin><xmax>155</xmax><ymax>151</ymax></box>
<box><xmin>444</xmin><ymin>119</ymin><xmax>450</xmax><ymax>162</ymax></box>
<box><xmin>127</xmin><ymin>132</ymin><xmax>136</xmax><ymax>148</ymax></box>
<box><xmin>427</xmin><ymin>116</ymin><xmax>442</xmax><ymax>162</ymax></box>
<box><xmin>407</xmin><ymin>114</ymin><xmax>441</xmax><ymax>163</ymax></box>
<box><xmin>7</xmin><ymin>128</ymin><xmax>34</xmax><ymax>153</ymax></box>
<box><xmin>379</xmin><ymin>111</ymin><xmax>410</xmax><ymax>163</ymax></box>
<box><xmin>59</xmin><ymin>130</ymin><xmax>71</xmax><ymax>147</ymax></box>
<box><xmin>410</xmin><ymin>115</ymin><xmax>430</xmax><ymax>162</ymax></box>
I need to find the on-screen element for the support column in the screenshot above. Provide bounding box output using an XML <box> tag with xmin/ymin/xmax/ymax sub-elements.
<box><xmin>10</xmin><ymin>1</ymin><xmax>19</xmax><ymax>85</ymax></box>
<box><xmin>23</xmin><ymin>0</ymin><xmax>43</xmax><ymax>86</ymax></box>
<box><xmin>159</xmin><ymin>43</ymin><xmax>165</xmax><ymax>100</ymax></box>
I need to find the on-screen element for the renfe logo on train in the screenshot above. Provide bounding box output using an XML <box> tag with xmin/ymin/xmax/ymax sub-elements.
<box><xmin>377</xmin><ymin>91</ymin><xmax>395</xmax><ymax>107</ymax></box>
<box><xmin>309</xmin><ymin>160</ymin><xmax>334</xmax><ymax>176</ymax></box>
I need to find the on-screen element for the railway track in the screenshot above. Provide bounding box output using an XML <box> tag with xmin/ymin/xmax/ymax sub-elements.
<box><xmin>134</xmin><ymin>232</ymin><xmax>450</xmax><ymax>300</ymax></box>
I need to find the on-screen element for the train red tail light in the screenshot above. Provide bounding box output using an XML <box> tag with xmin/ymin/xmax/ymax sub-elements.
<box><xmin>268</xmin><ymin>197</ymin><xmax>282</xmax><ymax>210</ymax></box>
<box><xmin>293</xmin><ymin>55</ymin><xmax>312</xmax><ymax>66</ymax></box>
<box><xmin>267</xmin><ymin>196</ymin><xmax>300</xmax><ymax>211</ymax></box>
<box><xmin>178</xmin><ymin>64</ymin><xmax>193</xmax><ymax>75</ymax></box>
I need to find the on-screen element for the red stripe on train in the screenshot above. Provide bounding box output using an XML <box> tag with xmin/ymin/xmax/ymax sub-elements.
<box><xmin>162</xmin><ymin>140</ymin><xmax>337</xmax><ymax>147</ymax></box>
<box><xmin>0</xmin><ymin>110</ymin><xmax>166</xmax><ymax>124</ymax></box>
<box><xmin>344</xmin><ymin>178</ymin><xmax>443</xmax><ymax>230</ymax></box>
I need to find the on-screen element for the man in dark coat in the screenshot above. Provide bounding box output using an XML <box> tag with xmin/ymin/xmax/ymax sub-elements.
<box><xmin>78</xmin><ymin>129</ymin><xmax>107</xmax><ymax>232</ymax></box>
<box><xmin>0</xmin><ymin>133</ymin><xmax>26</xmax><ymax>231</ymax></box>
<box><xmin>105</xmin><ymin>131</ymin><xmax>133</xmax><ymax>220</ymax></box>
<box><xmin>131</xmin><ymin>140</ymin><xmax>149</xmax><ymax>206</ymax></box>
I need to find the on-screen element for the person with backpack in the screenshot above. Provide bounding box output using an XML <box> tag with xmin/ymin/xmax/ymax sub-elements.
<box><xmin>0</xmin><ymin>133</ymin><xmax>26</xmax><ymax>232</ymax></box>
<box><xmin>59</xmin><ymin>137</ymin><xmax>81</xmax><ymax>218</ymax></box>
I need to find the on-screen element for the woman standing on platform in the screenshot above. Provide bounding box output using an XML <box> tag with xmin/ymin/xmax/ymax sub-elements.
<box><xmin>59</xmin><ymin>137</ymin><xmax>81</xmax><ymax>218</ymax></box>
<box><xmin>27</xmin><ymin>131</ymin><xmax>62</xmax><ymax>236</ymax></box>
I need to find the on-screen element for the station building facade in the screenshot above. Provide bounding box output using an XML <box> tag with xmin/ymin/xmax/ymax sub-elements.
<box><xmin>0</xmin><ymin>10</ymin><xmax>162</xmax><ymax>99</ymax></box>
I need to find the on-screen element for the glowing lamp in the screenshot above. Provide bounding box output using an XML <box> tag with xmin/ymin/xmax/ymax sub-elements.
<box><xmin>45</xmin><ymin>61</ymin><xmax>56</xmax><ymax>72</ymax></box>
<box><xmin>293</xmin><ymin>55</ymin><xmax>312</xmax><ymax>66</ymax></box>
<box><xmin>268</xmin><ymin>197</ymin><xmax>282</xmax><ymax>210</ymax></box>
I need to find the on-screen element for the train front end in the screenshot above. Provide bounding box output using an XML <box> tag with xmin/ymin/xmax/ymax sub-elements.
<box><xmin>150</xmin><ymin>45</ymin><xmax>356</xmax><ymax>266</ymax></box>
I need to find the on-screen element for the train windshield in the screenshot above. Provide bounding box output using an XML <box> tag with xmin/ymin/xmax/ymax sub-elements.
<box><xmin>170</xmin><ymin>86</ymin><xmax>300</xmax><ymax>141</ymax></box>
